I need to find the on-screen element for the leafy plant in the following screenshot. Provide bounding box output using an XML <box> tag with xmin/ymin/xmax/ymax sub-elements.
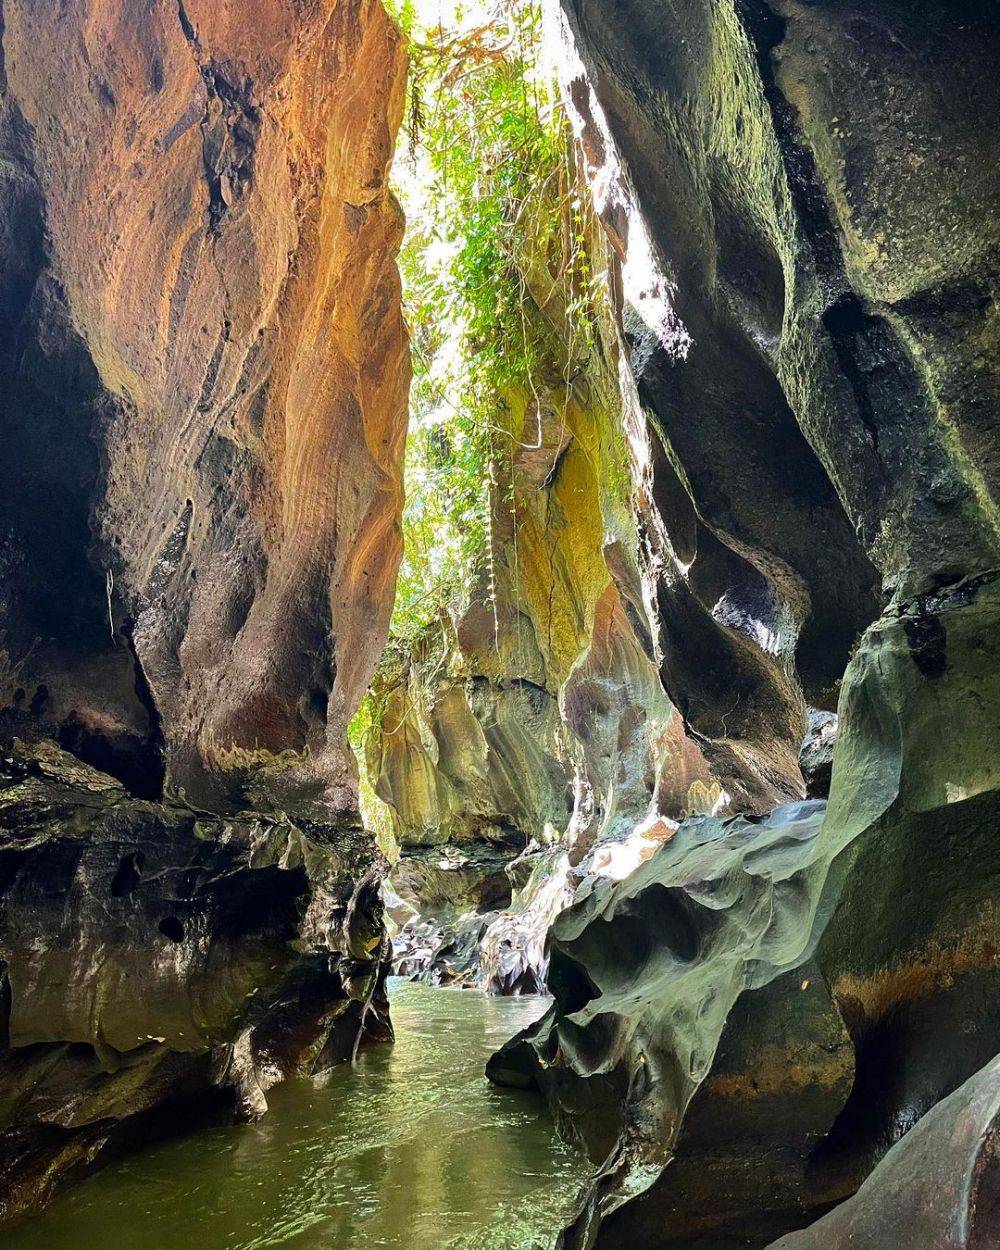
<box><xmin>389</xmin><ymin>0</ymin><xmax>565</xmax><ymax>640</ymax></box>
<box><xmin>349</xmin><ymin>0</ymin><xmax>603</xmax><ymax>802</ymax></box>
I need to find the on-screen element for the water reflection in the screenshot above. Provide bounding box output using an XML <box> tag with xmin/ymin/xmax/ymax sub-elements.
<box><xmin>5</xmin><ymin>979</ymin><xmax>589</xmax><ymax>1250</ymax></box>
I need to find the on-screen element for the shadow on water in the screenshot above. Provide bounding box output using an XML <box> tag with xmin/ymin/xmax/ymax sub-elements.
<box><xmin>5</xmin><ymin>979</ymin><xmax>590</xmax><ymax>1250</ymax></box>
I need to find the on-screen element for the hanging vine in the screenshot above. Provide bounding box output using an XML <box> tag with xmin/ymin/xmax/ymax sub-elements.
<box><xmin>350</xmin><ymin>0</ymin><xmax>604</xmax><ymax>822</ymax></box>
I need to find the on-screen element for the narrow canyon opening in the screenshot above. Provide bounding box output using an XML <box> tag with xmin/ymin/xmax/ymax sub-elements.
<box><xmin>1</xmin><ymin>1</ymin><xmax>998</xmax><ymax>1249</ymax></box>
<box><xmin>350</xmin><ymin>0</ymin><xmax>619</xmax><ymax>996</ymax></box>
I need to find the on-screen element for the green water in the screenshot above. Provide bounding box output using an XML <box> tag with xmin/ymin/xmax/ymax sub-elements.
<box><xmin>6</xmin><ymin>979</ymin><xmax>589</xmax><ymax>1250</ymax></box>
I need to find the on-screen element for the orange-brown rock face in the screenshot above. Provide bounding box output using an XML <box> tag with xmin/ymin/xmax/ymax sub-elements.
<box><xmin>0</xmin><ymin>0</ymin><xmax>408</xmax><ymax>1223</ymax></box>
<box><xmin>0</xmin><ymin>0</ymin><xmax>410</xmax><ymax>815</ymax></box>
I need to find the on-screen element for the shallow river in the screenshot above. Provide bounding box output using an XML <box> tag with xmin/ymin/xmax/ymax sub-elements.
<box><xmin>7</xmin><ymin>979</ymin><xmax>590</xmax><ymax>1250</ymax></box>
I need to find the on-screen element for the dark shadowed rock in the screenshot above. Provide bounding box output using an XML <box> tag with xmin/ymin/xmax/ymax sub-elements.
<box><xmin>391</xmin><ymin>846</ymin><xmax>574</xmax><ymax>995</ymax></box>
<box><xmin>487</xmin><ymin>800</ymin><xmax>861</xmax><ymax>1243</ymax></box>
<box><xmin>488</xmin><ymin>571</ymin><xmax>1000</xmax><ymax>1248</ymax></box>
<box><xmin>813</xmin><ymin>572</ymin><xmax>1000</xmax><ymax>1196</ymax></box>
<box><xmin>0</xmin><ymin>741</ymin><xmax>392</xmax><ymax>1225</ymax></box>
<box><xmin>487</xmin><ymin>0</ymin><xmax>1000</xmax><ymax>1242</ymax></box>
<box><xmin>392</xmin><ymin>842</ymin><xmax>519</xmax><ymax>920</ymax></box>
<box><xmin>767</xmin><ymin>1053</ymin><xmax>1000</xmax><ymax>1250</ymax></box>
<box><xmin>798</xmin><ymin>710</ymin><xmax>837</xmax><ymax>798</ymax></box>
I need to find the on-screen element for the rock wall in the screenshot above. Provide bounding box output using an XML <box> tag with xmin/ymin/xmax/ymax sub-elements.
<box><xmin>0</xmin><ymin>0</ymin><xmax>408</xmax><ymax>1222</ymax></box>
<box><xmin>0</xmin><ymin>0</ymin><xmax>409</xmax><ymax>816</ymax></box>
<box><xmin>487</xmin><ymin>1</ymin><xmax>1000</xmax><ymax>1246</ymax></box>
<box><xmin>373</xmin><ymin>164</ymin><xmax>747</xmax><ymax>990</ymax></box>
<box><xmin>0</xmin><ymin>741</ymin><xmax>392</xmax><ymax>1226</ymax></box>
<box><xmin>766</xmin><ymin>1051</ymin><xmax>1000</xmax><ymax>1250</ymax></box>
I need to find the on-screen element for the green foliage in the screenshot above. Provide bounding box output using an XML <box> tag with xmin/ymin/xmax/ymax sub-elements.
<box><xmin>356</xmin><ymin>2</ymin><xmax>605</xmax><ymax>790</ymax></box>
<box><xmin>347</xmin><ymin>691</ymin><xmax>397</xmax><ymax>859</ymax></box>
<box><xmin>389</xmin><ymin>0</ymin><xmax>564</xmax><ymax>643</ymax></box>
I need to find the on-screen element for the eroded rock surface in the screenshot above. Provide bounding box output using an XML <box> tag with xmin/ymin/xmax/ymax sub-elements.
<box><xmin>374</xmin><ymin>148</ymin><xmax>758</xmax><ymax>994</ymax></box>
<box><xmin>487</xmin><ymin>800</ymin><xmax>859</xmax><ymax>1245</ymax></box>
<box><xmin>0</xmin><ymin>0</ymin><xmax>409</xmax><ymax>815</ymax></box>
<box><xmin>490</xmin><ymin>573</ymin><xmax>1000</xmax><ymax>1248</ymax></box>
<box><xmin>0</xmin><ymin>741</ymin><xmax>391</xmax><ymax>1225</ymax></box>
<box><xmin>485</xmin><ymin>0</ymin><xmax>1000</xmax><ymax>1245</ymax></box>
<box><xmin>0</xmin><ymin>0</ymin><xmax>408</xmax><ymax>1223</ymax></box>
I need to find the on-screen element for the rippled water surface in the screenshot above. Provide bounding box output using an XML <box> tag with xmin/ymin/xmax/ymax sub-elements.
<box><xmin>7</xmin><ymin>979</ymin><xmax>590</xmax><ymax>1250</ymax></box>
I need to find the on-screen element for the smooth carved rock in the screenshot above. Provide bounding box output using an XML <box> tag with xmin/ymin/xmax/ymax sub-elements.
<box><xmin>0</xmin><ymin>0</ymin><xmax>408</xmax><ymax>1222</ymax></box>
<box><xmin>767</xmin><ymin>1053</ymin><xmax>1000</xmax><ymax>1250</ymax></box>
<box><xmin>592</xmin><ymin>959</ymin><xmax>855</xmax><ymax>1249</ymax></box>
<box><xmin>812</xmin><ymin>572</ymin><xmax>1000</xmax><ymax>1195</ymax></box>
<box><xmin>502</xmin><ymin>0</ymin><xmax>1000</xmax><ymax>1243</ymax></box>
<box><xmin>488</xmin><ymin>573</ymin><xmax>1000</xmax><ymax>1247</ymax></box>
<box><xmin>376</xmin><ymin>669</ymin><xmax>569</xmax><ymax>851</ymax></box>
<box><xmin>392</xmin><ymin>843</ymin><xmax>518</xmax><ymax>918</ymax></box>
<box><xmin>487</xmin><ymin>799</ymin><xmax>859</xmax><ymax>1244</ymax></box>
<box><xmin>551</xmin><ymin>0</ymin><xmax>881</xmax><ymax>779</ymax></box>
<box><xmin>549</xmin><ymin>0</ymin><xmax>1000</xmax><ymax>803</ymax></box>
<box><xmin>0</xmin><ymin>741</ymin><xmax>391</xmax><ymax>1225</ymax></box>
<box><xmin>0</xmin><ymin>0</ymin><xmax>410</xmax><ymax>816</ymax></box>
<box><xmin>373</xmin><ymin>167</ymin><xmax>740</xmax><ymax>990</ymax></box>
<box><xmin>394</xmin><ymin>847</ymin><xmax>575</xmax><ymax>995</ymax></box>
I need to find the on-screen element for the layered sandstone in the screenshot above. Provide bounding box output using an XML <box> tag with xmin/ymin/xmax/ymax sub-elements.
<box><xmin>0</xmin><ymin>0</ymin><xmax>409</xmax><ymax>815</ymax></box>
<box><xmin>0</xmin><ymin>0</ymin><xmax>408</xmax><ymax>1222</ymax></box>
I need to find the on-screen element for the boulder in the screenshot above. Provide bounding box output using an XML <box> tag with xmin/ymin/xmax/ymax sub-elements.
<box><xmin>767</xmin><ymin>1053</ymin><xmax>1000</xmax><ymax>1250</ymax></box>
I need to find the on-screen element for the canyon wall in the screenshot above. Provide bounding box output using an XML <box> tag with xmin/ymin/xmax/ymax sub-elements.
<box><xmin>0</xmin><ymin>0</ymin><xmax>408</xmax><ymax>1222</ymax></box>
<box><xmin>488</xmin><ymin>1</ymin><xmax>1000</xmax><ymax>1247</ymax></box>
<box><xmin>374</xmin><ymin>165</ymin><xmax>759</xmax><ymax>991</ymax></box>
<box><xmin>3</xmin><ymin>0</ymin><xmax>996</xmax><ymax>1238</ymax></box>
<box><xmin>0</xmin><ymin>0</ymin><xmax>410</xmax><ymax>815</ymax></box>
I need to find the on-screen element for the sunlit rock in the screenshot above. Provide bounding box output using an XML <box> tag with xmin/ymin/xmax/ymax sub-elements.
<box><xmin>0</xmin><ymin>0</ymin><xmax>408</xmax><ymax>1223</ymax></box>
<box><xmin>0</xmin><ymin>0</ymin><xmax>409</xmax><ymax>816</ymax></box>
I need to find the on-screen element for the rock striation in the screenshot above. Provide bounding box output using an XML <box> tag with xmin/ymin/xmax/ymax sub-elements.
<box><xmin>0</xmin><ymin>0</ymin><xmax>408</xmax><ymax>1223</ymax></box>
<box><xmin>487</xmin><ymin>0</ymin><xmax>1000</xmax><ymax>1246</ymax></box>
<box><xmin>2</xmin><ymin>0</ymin><xmax>998</xmax><ymax>1239</ymax></box>
<box><xmin>0</xmin><ymin>0</ymin><xmax>409</xmax><ymax>815</ymax></box>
